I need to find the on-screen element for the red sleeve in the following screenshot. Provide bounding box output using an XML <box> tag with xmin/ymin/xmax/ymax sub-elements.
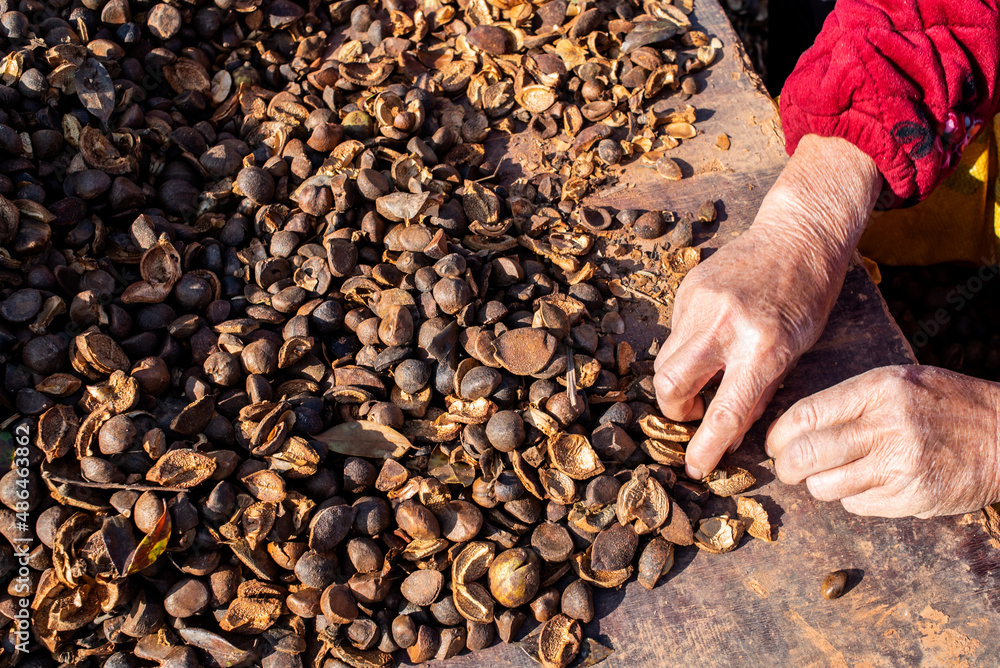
<box><xmin>779</xmin><ymin>0</ymin><xmax>1000</xmax><ymax>208</ymax></box>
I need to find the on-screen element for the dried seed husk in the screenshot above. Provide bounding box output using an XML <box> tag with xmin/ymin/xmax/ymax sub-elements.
<box><xmin>536</xmin><ymin>468</ymin><xmax>577</xmax><ymax>507</ymax></box>
<box><xmin>77</xmin><ymin>331</ymin><xmax>129</xmax><ymax>375</ymax></box>
<box><xmin>519</xmin><ymin>85</ymin><xmax>557</xmax><ymax>114</ymax></box>
<box><xmin>241</xmin><ymin>469</ymin><xmax>286</xmax><ymax>503</ymax></box>
<box><xmin>616</xmin><ymin>465</ymin><xmax>669</xmax><ymax>534</ymax></box>
<box><xmin>640</xmin><ymin>438</ymin><xmax>686</xmax><ymax>466</ymax></box>
<box><xmin>637</xmin><ymin>537</ymin><xmax>674</xmax><ymax>589</ymax></box>
<box><xmin>656</xmin><ymin>157</ymin><xmax>682</xmax><ymax>180</ymax></box>
<box><xmin>539</xmin><ymin>614</ymin><xmax>582</xmax><ymax>668</ymax></box>
<box><xmin>453</xmin><ymin>541</ymin><xmax>495</xmax><ymax>584</ymax></box>
<box><xmin>658</xmin><ymin>496</ymin><xmax>694</xmax><ymax>546</ymax></box>
<box><xmin>570</xmin><ymin>550</ymin><xmax>632</xmax><ymax>588</ymax></box>
<box><xmin>75</xmin><ymin>58</ymin><xmax>114</xmax><ymax>124</ymax></box>
<box><xmin>736</xmin><ymin>496</ymin><xmax>773</xmax><ymax>542</ymax></box>
<box><xmin>704</xmin><ymin>467</ymin><xmax>756</xmax><ymax>497</ymax></box>
<box><xmin>453</xmin><ymin>581</ymin><xmax>495</xmax><ymax>623</ymax></box>
<box><xmin>491</xmin><ymin>328</ymin><xmax>558</xmax><ymax>375</ymax></box>
<box><xmin>547</xmin><ymin>433</ymin><xmax>605</xmax><ymax>480</ymax></box>
<box><xmin>37</xmin><ymin>404</ymin><xmax>78</xmax><ymax>462</ymax></box>
<box><xmin>622</xmin><ymin>19</ymin><xmax>681</xmax><ymax>54</ymax></box>
<box><xmin>639</xmin><ymin>414</ymin><xmax>696</xmax><ymax>441</ymax></box>
<box><xmin>219</xmin><ymin>597</ymin><xmax>282</xmax><ymax>633</ymax></box>
<box><xmin>339</xmin><ymin>60</ymin><xmax>395</xmax><ymax>86</ymax></box>
<box><xmin>146</xmin><ymin>449</ymin><xmax>217</xmax><ymax>488</ymax></box>
<box><xmin>694</xmin><ymin>516</ymin><xmax>746</xmax><ymax>554</ymax></box>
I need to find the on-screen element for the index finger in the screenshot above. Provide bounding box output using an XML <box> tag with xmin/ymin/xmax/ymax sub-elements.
<box><xmin>684</xmin><ymin>363</ymin><xmax>771</xmax><ymax>479</ymax></box>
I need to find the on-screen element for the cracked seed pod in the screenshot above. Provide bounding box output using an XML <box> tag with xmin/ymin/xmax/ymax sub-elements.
<box><xmin>694</xmin><ymin>516</ymin><xmax>746</xmax><ymax>554</ymax></box>
<box><xmin>737</xmin><ymin>496</ymin><xmax>774</xmax><ymax>542</ymax></box>
<box><xmin>704</xmin><ymin>467</ymin><xmax>756</xmax><ymax>497</ymax></box>
<box><xmin>539</xmin><ymin>614</ymin><xmax>583</xmax><ymax>668</ymax></box>
<box><xmin>616</xmin><ymin>465</ymin><xmax>669</xmax><ymax>534</ymax></box>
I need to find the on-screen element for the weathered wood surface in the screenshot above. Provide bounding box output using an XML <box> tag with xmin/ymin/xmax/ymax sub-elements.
<box><xmin>420</xmin><ymin>0</ymin><xmax>1000</xmax><ymax>666</ymax></box>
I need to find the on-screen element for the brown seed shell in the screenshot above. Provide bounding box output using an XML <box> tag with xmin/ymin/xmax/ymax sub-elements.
<box><xmin>539</xmin><ymin>614</ymin><xmax>583</xmax><ymax>668</ymax></box>
<box><xmin>736</xmin><ymin>496</ymin><xmax>773</xmax><ymax>542</ymax></box>
<box><xmin>590</xmin><ymin>523</ymin><xmax>638</xmax><ymax>572</ymax></box>
<box><xmin>491</xmin><ymin>328</ymin><xmax>558</xmax><ymax>375</ymax></box>
<box><xmin>146</xmin><ymin>449</ymin><xmax>218</xmax><ymax>488</ymax></box>
<box><xmin>694</xmin><ymin>516</ymin><xmax>746</xmax><ymax>554</ymax></box>
<box><xmin>638</xmin><ymin>414</ymin><xmax>697</xmax><ymax>441</ymax></box>
<box><xmin>547</xmin><ymin>433</ymin><xmax>605</xmax><ymax>480</ymax></box>
<box><xmin>704</xmin><ymin>467</ymin><xmax>756</xmax><ymax>497</ymax></box>
<box><xmin>616</xmin><ymin>465</ymin><xmax>669</xmax><ymax>534</ymax></box>
<box><xmin>821</xmin><ymin>570</ymin><xmax>849</xmax><ymax>600</ymax></box>
<box><xmin>453</xmin><ymin>581</ymin><xmax>494</xmax><ymax>623</ymax></box>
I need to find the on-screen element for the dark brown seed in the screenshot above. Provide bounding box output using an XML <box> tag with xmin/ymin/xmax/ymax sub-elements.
<box><xmin>460</xmin><ymin>366</ymin><xmax>502</xmax><ymax>400</ymax></box>
<box><xmin>286</xmin><ymin>588</ymin><xmax>322</xmax><ymax>618</ymax></box>
<box><xmin>407</xmin><ymin>625</ymin><xmax>440</xmax><ymax>664</ymax></box>
<box><xmin>432</xmin><ymin>277</ymin><xmax>472</xmax><ymax>314</ymax></box>
<box><xmin>496</xmin><ymin>608</ymin><xmax>526</xmax><ymax>644</ymax></box>
<box><xmin>531</xmin><ymin>522</ymin><xmax>574</xmax><ymax>563</ymax></box>
<box><xmin>321</xmin><ymin>583</ymin><xmax>359</xmax><ymax>623</ymax></box>
<box><xmin>164</xmin><ymin>579</ymin><xmax>209</xmax><ymax>618</ymax></box>
<box><xmin>236</xmin><ymin>166</ymin><xmax>275</xmax><ymax>205</ymax></box>
<box><xmin>467</xmin><ymin>26</ymin><xmax>512</xmax><ymax>55</ymax></box>
<box><xmin>591</xmin><ymin>523</ymin><xmax>638</xmax><ymax>571</ymax></box>
<box><xmin>633</xmin><ymin>211</ymin><xmax>666</xmax><ymax>239</ymax></box>
<box><xmin>486</xmin><ymin>410</ymin><xmax>525</xmax><ymax>452</ymax></box>
<box><xmin>530</xmin><ymin>587</ymin><xmax>561</xmax><ymax>622</ymax></box>
<box><xmin>400</xmin><ymin>569</ymin><xmax>444</xmax><ymax>606</ymax></box>
<box><xmin>560</xmin><ymin>579</ymin><xmax>594</xmax><ymax>623</ymax></box>
<box><xmin>98</xmin><ymin>415</ymin><xmax>136</xmax><ymax>455</ymax></box>
<box><xmin>396</xmin><ymin>499</ymin><xmax>440</xmax><ymax>540</ymax></box>
<box><xmin>821</xmin><ymin>570</ymin><xmax>849</xmax><ymax>600</ymax></box>
<box><xmin>347</xmin><ymin>537</ymin><xmax>383</xmax><ymax>573</ymax></box>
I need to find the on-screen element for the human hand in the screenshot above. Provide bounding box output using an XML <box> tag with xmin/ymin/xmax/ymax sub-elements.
<box><xmin>767</xmin><ymin>365</ymin><xmax>1000</xmax><ymax>518</ymax></box>
<box><xmin>654</xmin><ymin>135</ymin><xmax>882</xmax><ymax>479</ymax></box>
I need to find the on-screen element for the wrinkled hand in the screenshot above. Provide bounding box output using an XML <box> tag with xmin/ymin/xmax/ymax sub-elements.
<box><xmin>653</xmin><ymin>136</ymin><xmax>882</xmax><ymax>480</ymax></box>
<box><xmin>653</xmin><ymin>226</ymin><xmax>841</xmax><ymax>478</ymax></box>
<box><xmin>767</xmin><ymin>365</ymin><xmax>1000</xmax><ymax>518</ymax></box>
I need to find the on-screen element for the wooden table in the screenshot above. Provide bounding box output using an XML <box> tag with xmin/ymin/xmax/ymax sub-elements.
<box><xmin>430</xmin><ymin>0</ymin><xmax>1000</xmax><ymax>665</ymax></box>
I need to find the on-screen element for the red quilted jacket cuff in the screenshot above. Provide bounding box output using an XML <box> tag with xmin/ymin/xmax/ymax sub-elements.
<box><xmin>779</xmin><ymin>0</ymin><xmax>1000</xmax><ymax>209</ymax></box>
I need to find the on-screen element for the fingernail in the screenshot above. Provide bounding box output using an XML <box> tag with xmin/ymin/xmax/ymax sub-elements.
<box><xmin>687</xmin><ymin>466</ymin><xmax>703</xmax><ymax>480</ymax></box>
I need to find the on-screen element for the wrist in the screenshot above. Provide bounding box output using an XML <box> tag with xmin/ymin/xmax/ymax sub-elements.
<box><xmin>753</xmin><ymin>135</ymin><xmax>882</xmax><ymax>276</ymax></box>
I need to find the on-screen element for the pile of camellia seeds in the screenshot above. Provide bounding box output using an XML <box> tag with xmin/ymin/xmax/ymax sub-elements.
<box><xmin>0</xmin><ymin>0</ymin><xmax>774</xmax><ymax>665</ymax></box>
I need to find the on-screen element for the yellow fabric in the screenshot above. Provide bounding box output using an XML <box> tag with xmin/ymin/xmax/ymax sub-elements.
<box><xmin>857</xmin><ymin>119</ymin><xmax>999</xmax><ymax>267</ymax></box>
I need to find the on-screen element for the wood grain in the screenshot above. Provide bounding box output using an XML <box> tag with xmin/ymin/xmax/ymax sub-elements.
<box><xmin>417</xmin><ymin>0</ymin><xmax>1000</xmax><ymax>665</ymax></box>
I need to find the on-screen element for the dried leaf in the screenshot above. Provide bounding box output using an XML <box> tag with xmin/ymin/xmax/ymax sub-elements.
<box><xmin>123</xmin><ymin>499</ymin><xmax>172</xmax><ymax>575</ymax></box>
<box><xmin>75</xmin><ymin>58</ymin><xmax>114</xmax><ymax>124</ymax></box>
<box><xmin>101</xmin><ymin>515</ymin><xmax>137</xmax><ymax>577</ymax></box>
<box><xmin>314</xmin><ymin>420</ymin><xmax>413</xmax><ymax>458</ymax></box>
<box><xmin>177</xmin><ymin>628</ymin><xmax>256</xmax><ymax>666</ymax></box>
